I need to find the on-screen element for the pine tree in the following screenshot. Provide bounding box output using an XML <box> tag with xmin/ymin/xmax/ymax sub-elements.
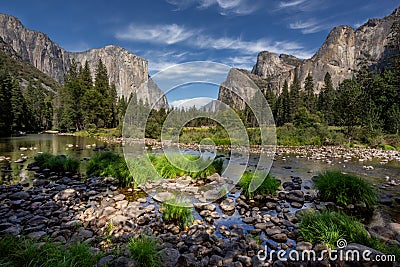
<box><xmin>93</xmin><ymin>59</ymin><xmax>113</xmax><ymax>128</ymax></box>
<box><xmin>289</xmin><ymin>74</ymin><xmax>302</xmax><ymax>120</ymax></box>
<box><xmin>10</xmin><ymin>77</ymin><xmax>26</xmax><ymax>132</ymax></box>
<box><xmin>304</xmin><ymin>73</ymin><xmax>316</xmax><ymax>112</ymax></box>
<box><xmin>276</xmin><ymin>80</ymin><xmax>290</xmax><ymax>126</ymax></box>
<box><xmin>335</xmin><ymin>79</ymin><xmax>362</xmax><ymax>136</ymax></box>
<box><xmin>0</xmin><ymin>69</ymin><xmax>12</xmax><ymax>135</ymax></box>
<box><xmin>318</xmin><ymin>72</ymin><xmax>336</xmax><ymax>125</ymax></box>
<box><xmin>59</xmin><ymin>59</ymin><xmax>85</xmax><ymax>131</ymax></box>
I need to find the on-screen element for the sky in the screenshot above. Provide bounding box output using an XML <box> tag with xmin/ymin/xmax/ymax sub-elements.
<box><xmin>1</xmin><ymin>0</ymin><xmax>399</xmax><ymax>107</ymax></box>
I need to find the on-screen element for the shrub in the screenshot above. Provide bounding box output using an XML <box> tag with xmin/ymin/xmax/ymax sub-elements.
<box><xmin>239</xmin><ymin>171</ymin><xmax>280</xmax><ymax>199</ymax></box>
<box><xmin>0</xmin><ymin>235</ymin><xmax>98</xmax><ymax>267</ymax></box>
<box><xmin>33</xmin><ymin>153</ymin><xmax>80</xmax><ymax>173</ymax></box>
<box><xmin>314</xmin><ymin>171</ymin><xmax>377</xmax><ymax>210</ymax></box>
<box><xmin>86</xmin><ymin>152</ymin><xmax>132</xmax><ymax>186</ymax></box>
<box><xmin>162</xmin><ymin>196</ymin><xmax>194</xmax><ymax>229</ymax></box>
<box><xmin>128</xmin><ymin>235</ymin><xmax>161</xmax><ymax>267</ymax></box>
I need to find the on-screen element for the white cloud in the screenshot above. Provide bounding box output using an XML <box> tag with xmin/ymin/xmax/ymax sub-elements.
<box><xmin>166</xmin><ymin>0</ymin><xmax>258</xmax><ymax>15</ymax></box>
<box><xmin>289</xmin><ymin>19</ymin><xmax>327</xmax><ymax>34</ymax></box>
<box><xmin>170</xmin><ymin>97</ymin><xmax>214</xmax><ymax>109</ymax></box>
<box><xmin>278</xmin><ymin>0</ymin><xmax>307</xmax><ymax>8</ymax></box>
<box><xmin>116</xmin><ymin>23</ymin><xmax>196</xmax><ymax>44</ymax></box>
<box><xmin>191</xmin><ymin>34</ymin><xmax>314</xmax><ymax>58</ymax></box>
<box><xmin>117</xmin><ymin>22</ymin><xmax>315</xmax><ymax>60</ymax></box>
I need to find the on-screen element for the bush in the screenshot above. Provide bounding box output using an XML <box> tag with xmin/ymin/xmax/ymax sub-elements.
<box><xmin>239</xmin><ymin>171</ymin><xmax>280</xmax><ymax>199</ymax></box>
<box><xmin>33</xmin><ymin>153</ymin><xmax>80</xmax><ymax>173</ymax></box>
<box><xmin>298</xmin><ymin>210</ymin><xmax>400</xmax><ymax>259</ymax></box>
<box><xmin>86</xmin><ymin>152</ymin><xmax>132</xmax><ymax>186</ymax></box>
<box><xmin>0</xmin><ymin>235</ymin><xmax>98</xmax><ymax>267</ymax></box>
<box><xmin>128</xmin><ymin>235</ymin><xmax>161</xmax><ymax>267</ymax></box>
<box><xmin>314</xmin><ymin>171</ymin><xmax>377</xmax><ymax>210</ymax></box>
<box><xmin>162</xmin><ymin>196</ymin><xmax>194</xmax><ymax>229</ymax></box>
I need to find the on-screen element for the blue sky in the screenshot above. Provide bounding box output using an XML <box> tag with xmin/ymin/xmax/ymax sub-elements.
<box><xmin>1</xmin><ymin>0</ymin><xmax>399</xmax><ymax>106</ymax></box>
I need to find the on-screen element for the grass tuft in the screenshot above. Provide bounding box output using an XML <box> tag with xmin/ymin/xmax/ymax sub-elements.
<box><xmin>239</xmin><ymin>171</ymin><xmax>280</xmax><ymax>199</ymax></box>
<box><xmin>128</xmin><ymin>235</ymin><xmax>161</xmax><ymax>267</ymax></box>
<box><xmin>33</xmin><ymin>153</ymin><xmax>80</xmax><ymax>173</ymax></box>
<box><xmin>161</xmin><ymin>196</ymin><xmax>194</xmax><ymax>229</ymax></box>
<box><xmin>298</xmin><ymin>210</ymin><xmax>400</xmax><ymax>259</ymax></box>
<box><xmin>314</xmin><ymin>170</ymin><xmax>377</xmax><ymax>210</ymax></box>
<box><xmin>86</xmin><ymin>152</ymin><xmax>132</xmax><ymax>186</ymax></box>
<box><xmin>0</xmin><ymin>235</ymin><xmax>98</xmax><ymax>267</ymax></box>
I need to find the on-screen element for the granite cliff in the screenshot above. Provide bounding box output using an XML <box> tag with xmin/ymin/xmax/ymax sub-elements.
<box><xmin>220</xmin><ymin>6</ymin><xmax>399</xmax><ymax>107</ymax></box>
<box><xmin>0</xmin><ymin>14</ymin><xmax>167</xmax><ymax>108</ymax></box>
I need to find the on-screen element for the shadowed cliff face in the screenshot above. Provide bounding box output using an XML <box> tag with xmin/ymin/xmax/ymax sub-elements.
<box><xmin>0</xmin><ymin>14</ymin><xmax>167</xmax><ymax>108</ymax></box>
<box><xmin>248</xmin><ymin>7</ymin><xmax>399</xmax><ymax>95</ymax></box>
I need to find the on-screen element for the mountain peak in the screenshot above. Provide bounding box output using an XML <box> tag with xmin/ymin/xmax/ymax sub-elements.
<box><xmin>0</xmin><ymin>13</ymin><xmax>155</xmax><ymax>102</ymax></box>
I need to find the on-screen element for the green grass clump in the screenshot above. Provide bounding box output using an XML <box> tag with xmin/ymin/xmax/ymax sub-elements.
<box><xmin>314</xmin><ymin>171</ymin><xmax>377</xmax><ymax>210</ymax></box>
<box><xmin>298</xmin><ymin>210</ymin><xmax>369</xmax><ymax>248</ymax></box>
<box><xmin>298</xmin><ymin>210</ymin><xmax>400</xmax><ymax>259</ymax></box>
<box><xmin>162</xmin><ymin>196</ymin><xmax>194</xmax><ymax>229</ymax></box>
<box><xmin>0</xmin><ymin>235</ymin><xmax>98</xmax><ymax>267</ymax></box>
<box><xmin>128</xmin><ymin>235</ymin><xmax>161</xmax><ymax>267</ymax></box>
<box><xmin>33</xmin><ymin>153</ymin><xmax>80</xmax><ymax>173</ymax></box>
<box><xmin>86</xmin><ymin>152</ymin><xmax>132</xmax><ymax>186</ymax></box>
<box><xmin>239</xmin><ymin>171</ymin><xmax>280</xmax><ymax>199</ymax></box>
<box><xmin>149</xmin><ymin>153</ymin><xmax>224</xmax><ymax>179</ymax></box>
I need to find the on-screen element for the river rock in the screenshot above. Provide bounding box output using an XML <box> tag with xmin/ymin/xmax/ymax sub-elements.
<box><xmin>265</xmin><ymin>226</ymin><xmax>282</xmax><ymax>236</ymax></box>
<box><xmin>112</xmin><ymin>256</ymin><xmax>136</xmax><ymax>267</ymax></box>
<box><xmin>237</xmin><ymin>255</ymin><xmax>252</xmax><ymax>266</ymax></box>
<box><xmin>27</xmin><ymin>231</ymin><xmax>47</xmax><ymax>239</ymax></box>
<box><xmin>296</xmin><ymin>241</ymin><xmax>313</xmax><ymax>251</ymax></box>
<box><xmin>54</xmin><ymin>188</ymin><xmax>76</xmax><ymax>201</ymax></box>
<box><xmin>97</xmin><ymin>255</ymin><xmax>115</xmax><ymax>267</ymax></box>
<box><xmin>160</xmin><ymin>248</ymin><xmax>180</xmax><ymax>267</ymax></box>
<box><xmin>378</xmin><ymin>194</ymin><xmax>393</xmax><ymax>205</ymax></box>
<box><xmin>290</xmin><ymin>202</ymin><xmax>303</xmax><ymax>209</ymax></box>
<box><xmin>271</xmin><ymin>233</ymin><xmax>288</xmax><ymax>242</ymax></box>
<box><xmin>286</xmin><ymin>190</ymin><xmax>305</xmax><ymax>203</ymax></box>
<box><xmin>209</xmin><ymin>254</ymin><xmax>224</xmax><ymax>266</ymax></box>
<box><xmin>220</xmin><ymin>198</ymin><xmax>235</xmax><ymax>212</ymax></box>
<box><xmin>0</xmin><ymin>224</ymin><xmax>21</xmax><ymax>235</ymax></box>
<box><xmin>9</xmin><ymin>191</ymin><xmax>30</xmax><ymax>200</ymax></box>
<box><xmin>27</xmin><ymin>215</ymin><xmax>48</xmax><ymax>226</ymax></box>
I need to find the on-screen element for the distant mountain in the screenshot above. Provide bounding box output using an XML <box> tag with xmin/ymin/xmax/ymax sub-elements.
<box><xmin>219</xmin><ymin>7</ymin><xmax>400</xmax><ymax>106</ymax></box>
<box><xmin>0</xmin><ymin>36</ymin><xmax>61</xmax><ymax>94</ymax></box>
<box><xmin>0</xmin><ymin>14</ymin><xmax>167</xmax><ymax>108</ymax></box>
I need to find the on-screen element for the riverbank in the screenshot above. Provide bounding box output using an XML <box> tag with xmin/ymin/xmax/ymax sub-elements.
<box><xmin>1</xmin><ymin>162</ymin><xmax>400</xmax><ymax>266</ymax></box>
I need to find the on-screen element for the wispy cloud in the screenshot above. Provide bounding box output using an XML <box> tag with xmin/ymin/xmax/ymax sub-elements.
<box><xmin>117</xmin><ymin>22</ymin><xmax>315</xmax><ymax>60</ymax></box>
<box><xmin>115</xmin><ymin>23</ymin><xmax>197</xmax><ymax>44</ymax></box>
<box><xmin>170</xmin><ymin>97</ymin><xmax>214</xmax><ymax>109</ymax></box>
<box><xmin>191</xmin><ymin>34</ymin><xmax>314</xmax><ymax>58</ymax></box>
<box><xmin>289</xmin><ymin>19</ymin><xmax>327</xmax><ymax>34</ymax></box>
<box><xmin>278</xmin><ymin>0</ymin><xmax>307</xmax><ymax>8</ymax></box>
<box><xmin>166</xmin><ymin>0</ymin><xmax>259</xmax><ymax>15</ymax></box>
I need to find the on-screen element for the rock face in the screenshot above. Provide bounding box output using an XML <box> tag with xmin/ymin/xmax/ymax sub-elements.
<box><xmin>248</xmin><ymin>7</ymin><xmax>399</xmax><ymax>95</ymax></box>
<box><xmin>0</xmin><ymin>14</ymin><xmax>167</xmax><ymax>107</ymax></box>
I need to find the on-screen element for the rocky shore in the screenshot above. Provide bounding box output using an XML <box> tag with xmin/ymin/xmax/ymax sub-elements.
<box><xmin>1</xmin><ymin>167</ymin><xmax>399</xmax><ymax>266</ymax></box>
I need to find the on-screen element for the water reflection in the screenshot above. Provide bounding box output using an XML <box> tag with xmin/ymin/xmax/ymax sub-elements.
<box><xmin>0</xmin><ymin>134</ymin><xmax>122</xmax><ymax>185</ymax></box>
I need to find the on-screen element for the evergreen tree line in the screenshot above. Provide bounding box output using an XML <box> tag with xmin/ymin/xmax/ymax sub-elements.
<box><xmin>57</xmin><ymin>59</ymin><xmax>126</xmax><ymax>132</ymax></box>
<box><xmin>0</xmin><ymin>67</ymin><xmax>53</xmax><ymax>136</ymax></box>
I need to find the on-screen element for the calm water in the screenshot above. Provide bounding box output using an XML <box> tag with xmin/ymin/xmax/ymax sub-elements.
<box><xmin>0</xmin><ymin>134</ymin><xmax>122</xmax><ymax>184</ymax></box>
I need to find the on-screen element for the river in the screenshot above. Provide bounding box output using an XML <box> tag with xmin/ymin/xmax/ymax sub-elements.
<box><xmin>1</xmin><ymin>134</ymin><xmax>399</xmax><ymax>223</ymax></box>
